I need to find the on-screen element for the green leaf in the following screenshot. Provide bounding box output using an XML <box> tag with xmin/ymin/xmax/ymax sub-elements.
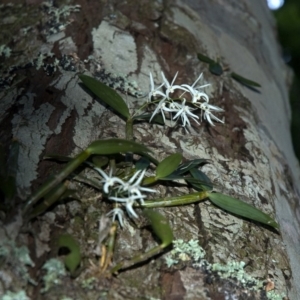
<box><xmin>168</xmin><ymin>159</ymin><xmax>208</xmax><ymax>177</ymax></box>
<box><xmin>88</xmin><ymin>139</ymin><xmax>151</xmax><ymax>156</ymax></box>
<box><xmin>208</xmin><ymin>192</ymin><xmax>279</xmax><ymax>229</ymax></box>
<box><xmin>135</xmin><ymin>157</ymin><xmax>151</xmax><ymax>171</ymax></box>
<box><xmin>29</xmin><ymin>182</ymin><xmax>72</xmax><ymax>219</ymax></box>
<box><xmin>79</xmin><ymin>74</ymin><xmax>130</xmax><ymax>119</ymax></box>
<box><xmin>73</xmin><ymin>174</ymin><xmax>103</xmax><ymax>191</ymax></box>
<box><xmin>58</xmin><ymin>234</ymin><xmax>81</xmax><ymax>274</ymax></box>
<box><xmin>143</xmin><ymin>209</ymin><xmax>173</xmax><ymax>247</ymax></box>
<box><xmin>188</xmin><ymin>168</ymin><xmax>213</xmax><ymax>191</ymax></box>
<box><xmin>197</xmin><ymin>53</ymin><xmax>215</xmax><ymax>64</ymax></box>
<box><xmin>133</xmin><ymin>113</ymin><xmax>165</xmax><ymax>125</ymax></box>
<box><xmin>209</xmin><ymin>62</ymin><xmax>223</xmax><ymax>75</ymax></box>
<box><xmin>91</xmin><ymin>156</ymin><xmax>109</xmax><ymax>168</ymax></box>
<box><xmin>231</xmin><ymin>72</ymin><xmax>261</xmax><ymax>88</ymax></box>
<box><xmin>44</xmin><ymin>154</ymin><xmax>72</xmax><ymax>162</ymax></box>
<box><xmin>156</xmin><ymin>153</ymin><xmax>182</xmax><ymax>179</ymax></box>
<box><xmin>45</xmin><ymin>154</ymin><xmax>109</xmax><ymax>169</ymax></box>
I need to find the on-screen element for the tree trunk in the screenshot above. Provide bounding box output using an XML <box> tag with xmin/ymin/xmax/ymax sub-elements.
<box><xmin>1</xmin><ymin>0</ymin><xmax>300</xmax><ymax>299</ymax></box>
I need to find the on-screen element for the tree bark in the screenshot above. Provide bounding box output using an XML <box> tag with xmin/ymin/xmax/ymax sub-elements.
<box><xmin>1</xmin><ymin>0</ymin><xmax>300</xmax><ymax>299</ymax></box>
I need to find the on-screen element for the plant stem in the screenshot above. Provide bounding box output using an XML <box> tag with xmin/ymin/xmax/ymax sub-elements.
<box><xmin>140</xmin><ymin>191</ymin><xmax>208</xmax><ymax>208</ymax></box>
<box><xmin>125</xmin><ymin>118</ymin><xmax>134</xmax><ymax>141</ymax></box>
<box><xmin>110</xmin><ymin>245</ymin><xmax>163</xmax><ymax>274</ymax></box>
<box><xmin>23</xmin><ymin>149</ymin><xmax>91</xmax><ymax>215</ymax></box>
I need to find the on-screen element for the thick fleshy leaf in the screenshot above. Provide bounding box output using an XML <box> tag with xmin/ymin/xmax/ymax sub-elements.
<box><xmin>133</xmin><ymin>113</ymin><xmax>165</xmax><ymax>125</ymax></box>
<box><xmin>209</xmin><ymin>62</ymin><xmax>223</xmax><ymax>75</ymax></box>
<box><xmin>156</xmin><ymin>153</ymin><xmax>182</xmax><ymax>179</ymax></box>
<box><xmin>91</xmin><ymin>156</ymin><xmax>109</xmax><ymax>168</ymax></box>
<box><xmin>197</xmin><ymin>53</ymin><xmax>215</xmax><ymax>64</ymax></box>
<box><xmin>58</xmin><ymin>234</ymin><xmax>81</xmax><ymax>274</ymax></box>
<box><xmin>29</xmin><ymin>182</ymin><xmax>75</xmax><ymax>218</ymax></box>
<box><xmin>231</xmin><ymin>72</ymin><xmax>261</xmax><ymax>88</ymax></box>
<box><xmin>143</xmin><ymin>209</ymin><xmax>173</xmax><ymax>247</ymax></box>
<box><xmin>188</xmin><ymin>168</ymin><xmax>213</xmax><ymax>191</ymax></box>
<box><xmin>45</xmin><ymin>154</ymin><xmax>109</xmax><ymax>169</ymax></box>
<box><xmin>73</xmin><ymin>174</ymin><xmax>103</xmax><ymax>191</ymax></box>
<box><xmin>208</xmin><ymin>192</ymin><xmax>279</xmax><ymax>229</ymax></box>
<box><xmin>79</xmin><ymin>74</ymin><xmax>130</xmax><ymax>119</ymax></box>
<box><xmin>169</xmin><ymin>159</ymin><xmax>208</xmax><ymax>177</ymax></box>
<box><xmin>88</xmin><ymin>139</ymin><xmax>151</xmax><ymax>155</ymax></box>
<box><xmin>135</xmin><ymin>157</ymin><xmax>151</xmax><ymax>171</ymax></box>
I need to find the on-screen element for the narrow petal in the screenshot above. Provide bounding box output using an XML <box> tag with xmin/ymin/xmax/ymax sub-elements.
<box><xmin>191</xmin><ymin>73</ymin><xmax>203</xmax><ymax>88</ymax></box>
<box><xmin>139</xmin><ymin>186</ymin><xmax>157</xmax><ymax>194</ymax></box>
<box><xmin>170</xmin><ymin>71</ymin><xmax>179</xmax><ymax>86</ymax></box>
<box><xmin>128</xmin><ymin>170</ymin><xmax>142</xmax><ymax>184</ymax></box>
<box><xmin>149</xmin><ymin>72</ymin><xmax>154</xmax><ymax>90</ymax></box>
<box><xmin>204</xmin><ymin>112</ymin><xmax>214</xmax><ymax>126</ymax></box>
<box><xmin>150</xmin><ymin>99</ymin><xmax>167</xmax><ymax>122</ymax></box>
<box><xmin>94</xmin><ymin>167</ymin><xmax>109</xmax><ymax>180</ymax></box>
<box><xmin>109</xmin><ymin>196</ymin><xmax>129</xmax><ymax>203</ymax></box>
<box><xmin>126</xmin><ymin>200</ymin><xmax>138</xmax><ymax>218</ymax></box>
<box><xmin>107</xmin><ymin>208</ymin><xmax>124</xmax><ymax>227</ymax></box>
<box><xmin>161</xmin><ymin>72</ymin><xmax>170</xmax><ymax>88</ymax></box>
<box><xmin>133</xmin><ymin>169</ymin><xmax>147</xmax><ymax>186</ymax></box>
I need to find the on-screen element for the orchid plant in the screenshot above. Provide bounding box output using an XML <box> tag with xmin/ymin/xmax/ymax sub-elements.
<box><xmin>23</xmin><ymin>71</ymin><xmax>278</xmax><ymax>276</ymax></box>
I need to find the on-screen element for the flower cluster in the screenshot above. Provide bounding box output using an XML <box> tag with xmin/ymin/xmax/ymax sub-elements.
<box><xmin>148</xmin><ymin>72</ymin><xmax>224</xmax><ymax>127</ymax></box>
<box><xmin>95</xmin><ymin>168</ymin><xmax>156</xmax><ymax>226</ymax></box>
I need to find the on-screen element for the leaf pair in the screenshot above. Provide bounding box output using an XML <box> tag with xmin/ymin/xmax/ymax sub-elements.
<box><xmin>197</xmin><ymin>53</ymin><xmax>261</xmax><ymax>88</ymax></box>
<box><xmin>156</xmin><ymin>155</ymin><xmax>212</xmax><ymax>191</ymax></box>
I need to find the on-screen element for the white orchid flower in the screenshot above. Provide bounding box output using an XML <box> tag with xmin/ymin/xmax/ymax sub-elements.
<box><xmin>149</xmin><ymin>98</ymin><xmax>168</xmax><ymax>123</ymax></box>
<box><xmin>161</xmin><ymin>71</ymin><xmax>189</xmax><ymax>98</ymax></box>
<box><xmin>172</xmin><ymin>99</ymin><xmax>200</xmax><ymax>127</ymax></box>
<box><xmin>95</xmin><ymin>167</ymin><xmax>125</xmax><ymax>194</ymax></box>
<box><xmin>199</xmin><ymin>103</ymin><xmax>224</xmax><ymax>126</ymax></box>
<box><xmin>120</xmin><ymin>169</ymin><xmax>156</xmax><ymax>201</ymax></box>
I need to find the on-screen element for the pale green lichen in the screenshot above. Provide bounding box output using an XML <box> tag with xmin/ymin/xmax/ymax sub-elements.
<box><xmin>165</xmin><ymin>239</ymin><xmax>206</xmax><ymax>268</ymax></box>
<box><xmin>0</xmin><ymin>238</ymin><xmax>36</xmax><ymax>285</ymax></box>
<box><xmin>266</xmin><ymin>290</ymin><xmax>287</xmax><ymax>300</ymax></box>
<box><xmin>81</xmin><ymin>277</ymin><xmax>97</xmax><ymax>290</ymax></box>
<box><xmin>41</xmin><ymin>258</ymin><xmax>66</xmax><ymax>293</ymax></box>
<box><xmin>0</xmin><ymin>290</ymin><xmax>30</xmax><ymax>300</ymax></box>
<box><xmin>211</xmin><ymin>261</ymin><xmax>262</xmax><ymax>289</ymax></box>
<box><xmin>165</xmin><ymin>239</ymin><xmax>286</xmax><ymax>300</ymax></box>
<box><xmin>0</xmin><ymin>45</ymin><xmax>11</xmax><ymax>58</ymax></box>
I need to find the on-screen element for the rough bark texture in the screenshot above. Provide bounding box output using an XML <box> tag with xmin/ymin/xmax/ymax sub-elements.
<box><xmin>1</xmin><ymin>0</ymin><xmax>300</xmax><ymax>299</ymax></box>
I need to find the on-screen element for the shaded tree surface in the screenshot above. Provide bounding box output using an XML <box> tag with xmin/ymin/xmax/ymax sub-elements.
<box><xmin>1</xmin><ymin>0</ymin><xmax>300</xmax><ymax>299</ymax></box>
